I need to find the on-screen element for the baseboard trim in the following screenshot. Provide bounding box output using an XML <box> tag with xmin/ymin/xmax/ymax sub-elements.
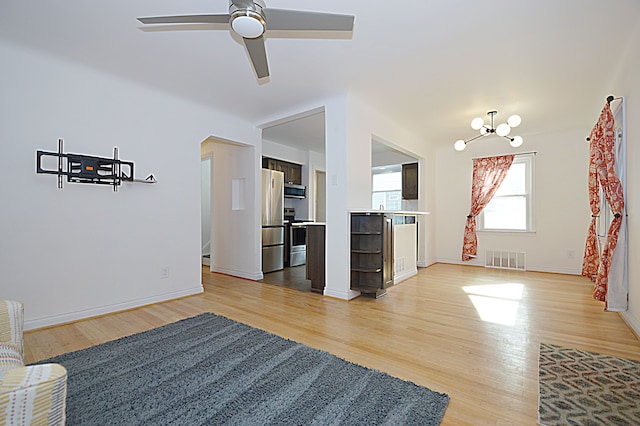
<box><xmin>210</xmin><ymin>266</ymin><xmax>262</xmax><ymax>281</ymax></box>
<box><xmin>24</xmin><ymin>286</ymin><xmax>204</xmax><ymax>331</ymax></box>
<box><xmin>323</xmin><ymin>288</ymin><xmax>360</xmax><ymax>300</ymax></box>
<box><xmin>620</xmin><ymin>311</ymin><xmax>640</xmax><ymax>339</ymax></box>
<box><xmin>435</xmin><ymin>258</ymin><xmax>581</xmax><ymax>275</ymax></box>
<box><xmin>394</xmin><ymin>268</ymin><xmax>418</xmax><ymax>284</ymax></box>
<box><xmin>525</xmin><ymin>265</ymin><xmax>581</xmax><ymax>275</ymax></box>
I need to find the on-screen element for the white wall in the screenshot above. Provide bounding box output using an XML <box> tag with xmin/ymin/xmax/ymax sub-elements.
<box><xmin>262</xmin><ymin>139</ymin><xmax>307</xmax><ymax>165</ymax></box>
<box><xmin>201</xmin><ymin>156</ymin><xmax>211</xmax><ymax>256</ymax></box>
<box><xmin>611</xmin><ymin>22</ymin><xmax>640</xmax><ymax>335</ymax></box>
<box><xmin>371</xmin><ymin>150</ymin><xmax>416</xmax><ymax>168</ymax></box>
<box><xmin>202</xmin><ymin>139</ymin><xmax>261</xmax><ymax>280</ymax></box>
<box><xmin>307</xmin><ymin>150</ymin><xmax>327</xmax><ymax>222</ymax></box>
<box><xmin>349</xmin><ymin>99</ymin><xmax>437</xmax><ymax>268</ymax></box>
<box><xmin>323</xmin><ymin>93</ymin><xmax>437</xmax><ymax>299</ymax></box>
<box><xmin>0</xmin><ymin>41</ymin><xmax>258</xmax><ymax>328</ymax></box>
<box><xmin>323</xmin><ymin>95</ymin><xmax>357</xmax><ymax>299</ymax></box>
<box><xmin>435</xmin><ymin>129</ymin><xmax>590</xmax><ymax>274</ymax></box>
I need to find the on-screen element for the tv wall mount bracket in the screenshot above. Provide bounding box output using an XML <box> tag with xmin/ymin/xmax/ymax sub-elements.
<box><xmin>36</xmin><ymin>138</ymin><xmax>156</xmax><ymax>191</ymax></box>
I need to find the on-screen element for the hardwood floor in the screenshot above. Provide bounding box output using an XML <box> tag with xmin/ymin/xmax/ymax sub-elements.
<box><xmin>259</xmin><ymin>264</ymin><xmax>312</xmax><ymax>292</ymax></box>
<box><xmin>24</xmin><ymin>264</ymin><xmax>640</xmax><ymax>425</ymax></box>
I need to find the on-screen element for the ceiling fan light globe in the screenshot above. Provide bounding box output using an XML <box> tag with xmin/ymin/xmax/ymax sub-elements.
<box><xmin>231</xmin><ymin>15</ymin><xmax>266</xmax><ymax>38</ymax></box>
<box><xmin>496</xmin><ymin>123</ymin><xmax>511</xmax><ymax>137</ymax></box>
<box><xmin>454</xmin><ymin>140</ymin><xmax>466</xmax><ymax>151</ymax></box>
<box><xmin>510</xmin><ymin>136</ymin><xmax>524</xmax><ymax>148</ymax></box>
<box><xmin>507</xmin><ymin>114</ymin><xmax>522</xmax><ymax>127</ymax></box>
<box><xmin>470</xmin><ymin>117</ymin><xmax>485</xmax><ymax>130</ymax></box>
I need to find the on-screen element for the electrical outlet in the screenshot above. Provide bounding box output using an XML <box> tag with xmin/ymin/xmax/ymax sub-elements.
<box><xmin>160</xmin><ymin>267</ymin><xmax>170</xmax><ymax>279</ymax></box>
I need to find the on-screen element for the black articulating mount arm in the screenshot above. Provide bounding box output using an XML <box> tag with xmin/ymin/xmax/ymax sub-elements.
<box><xmin>36</xmin><ymin>139</ymin><xmax>156</xmax><ymax>191</ymax></box>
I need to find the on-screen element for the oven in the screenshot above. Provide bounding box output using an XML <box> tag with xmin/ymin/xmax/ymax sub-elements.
<box><xmin>290</xmin><ymin>223</ymin><xmax>307</xmax><ymax>267</ymax></box>
<box><xmin>284</xmin><ymin>208</ymin><xmax>306</xmax><ymax>267</ymax></box>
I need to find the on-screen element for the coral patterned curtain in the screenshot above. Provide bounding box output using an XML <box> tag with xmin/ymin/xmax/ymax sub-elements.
<box><xmin>581</xmin><ymin>102</ymin><xmax>625</xmax><ymax>308</ymax></box>
<box><xmin>581</xmin><ymin>133</ymin><xmax>601</xmax><ymax>280</ymax></box>
<box><xmin>462</xmin><ymin>155</ymin><xmax>515</xmax><ymax>261</ymax></box>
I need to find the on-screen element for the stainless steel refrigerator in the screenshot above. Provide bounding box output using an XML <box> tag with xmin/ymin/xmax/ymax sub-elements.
<box><xmin>262</xmin><ymin>169</ymin><xmax>285</xmax><ymax>273</ymax></box>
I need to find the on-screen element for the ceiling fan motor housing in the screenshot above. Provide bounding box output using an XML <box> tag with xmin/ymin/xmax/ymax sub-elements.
<box><xmin>229</xmin><ymin>0</ymin><xmax>267</xmax><ymax>39</ymax></box>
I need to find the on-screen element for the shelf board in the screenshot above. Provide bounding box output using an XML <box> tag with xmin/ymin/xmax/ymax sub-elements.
<box><xmin>351</xmin><ymin>267</ymin><xmax>382</xmax><ymax>273</ymax></box>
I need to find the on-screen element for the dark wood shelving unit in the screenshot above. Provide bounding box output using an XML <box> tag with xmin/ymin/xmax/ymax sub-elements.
<box><xmin>350</xmin><ymin>212</ymin><xmax>393</xmax><ymax>298</ymax></box>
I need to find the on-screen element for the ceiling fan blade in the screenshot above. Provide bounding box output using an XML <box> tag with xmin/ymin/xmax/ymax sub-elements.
<box><xmin>137</xmin><ymin>15</ymin><xmax>229</xmax><ymax>25</ymax></box>
<box><xmin>264</xmin><ymin>9</ymin><xmax>354</xmax><ymax>32</ymax></box>
<box><xmin>230</xmin><ymin>0</ymin><xmax>255</xmax><ymax>8</ymax></box>
<box><xmin>243</xmin><ymin>36</ymin><xmax>269</xmax><ymax>79</ymax></box>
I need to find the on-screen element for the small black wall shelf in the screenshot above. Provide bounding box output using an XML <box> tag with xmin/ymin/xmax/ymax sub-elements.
<box><xmin>36</xmin><ymin>138</ymin><xmax>156</xmax><ymax>191</ymax></box>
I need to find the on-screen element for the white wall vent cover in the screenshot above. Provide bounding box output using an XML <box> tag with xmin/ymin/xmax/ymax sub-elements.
<box><xmin>485</xmin><ymin>250</ymin><xmax>526</xmax><ymax>271</ymax></box>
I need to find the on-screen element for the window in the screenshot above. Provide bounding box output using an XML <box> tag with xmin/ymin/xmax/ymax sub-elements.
<box><xmin>371</xmin><ymin>166</ymin><xmax>402</xmax><ymax>210</ymax></box>
<box><xmin>479</xmin><ymin>154</ymin><xmax>534</xmax><ymax>232</ymax></box>
<box><xmin>597</xmin><ymin>125</ymin><xmax>624</xmax><ymax>239</ymax></box>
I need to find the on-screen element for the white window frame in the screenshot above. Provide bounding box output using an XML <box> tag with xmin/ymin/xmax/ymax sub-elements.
<box><xmin>478</xmin><ymin>153</ymin><xmax>535</xmax><ymax>233</ymax></box>
<box><xmin>371</xmin><ymin>166</ymin><xmax>402</xmax><ymax>211</ymax></box>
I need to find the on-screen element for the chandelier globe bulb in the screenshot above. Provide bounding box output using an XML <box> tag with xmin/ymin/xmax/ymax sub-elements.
<box><xmin>507</xmin><ymin>114</ymin><xmax>522</xmax><ymax>127</ymax></box>
<box><xmin>496</xmin><ymin>123</ymin><xmax>511</xmax><ymax>137</ymax></box>
<box><xmin>510</xmin><ymin>136</ymin><xmax>524</xmax><ymax>148</ymax></box>
<box><xmin>470</xmin><ymin>117</ymin><xmax>485</xmax><ymax>130</ymax></box>
<box><xmin>454</xmin><ymin>140</ymin><xmax>466</xmax><ymax>151</ymax></box>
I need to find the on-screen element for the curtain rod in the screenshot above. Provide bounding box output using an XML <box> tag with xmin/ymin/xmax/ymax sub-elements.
<box><xmin>472</xmin><ymin>151</ymin><xmax>537</xmax><ymax>160</ymax></box>
<box><xmin>585</xmin><ymin>96</ymin><xmax>623</xmax><ymax>141</ymax></box>
<box><xmin>607</xmin><ymin>95</ymin><xmax>623</xmax><ymax>104</ymax></box>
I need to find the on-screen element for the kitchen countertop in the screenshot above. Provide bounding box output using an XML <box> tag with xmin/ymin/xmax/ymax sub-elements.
<box><xmin>350</xmin><ymin>210</ymin><xmax>430</xmax><ymax>215</ymax></box>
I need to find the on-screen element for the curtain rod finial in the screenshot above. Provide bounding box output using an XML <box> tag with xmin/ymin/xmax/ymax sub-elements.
<box><xmin>607</xmin><ymin>95</ymin><xmax>615</xmax><ymax>104</ymax></box>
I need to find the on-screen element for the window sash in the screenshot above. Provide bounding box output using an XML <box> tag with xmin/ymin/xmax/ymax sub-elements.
<box><xmin>372</xmin><ymin>190</ymin><xmax>402</xmax><ymax>210</ymax></box>
<box><xmin>479</xmin><ymin>154</ymin><xmax>534</xmax><ymax>232</ymax></box>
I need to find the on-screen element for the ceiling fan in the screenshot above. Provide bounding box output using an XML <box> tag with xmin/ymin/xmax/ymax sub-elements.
<box><xmin>138</xmin><ymin>0</ymin><xmax>355</xmax><ymax>79</ymax></box>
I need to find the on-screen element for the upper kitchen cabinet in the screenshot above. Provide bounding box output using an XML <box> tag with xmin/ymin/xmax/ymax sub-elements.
<box><xmin>262</xmin><ymin>157</ymin><xmax>303</xmax><ymax>185</ymax></box>
<box><xmin>402</xmin><ymin>162</ymin><xmax>418</xmax><ymax>200</ymax></box>
<box><xmin>288</xmin><ymin>163</ymin><xmax>302</xmax><ymax>185</ymax></box>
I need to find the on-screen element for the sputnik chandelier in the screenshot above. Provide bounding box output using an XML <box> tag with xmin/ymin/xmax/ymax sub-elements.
<box><xmin>454</xmin><ymin>110</ymin><xmax>523</xmax><ymax>151</ymax></box>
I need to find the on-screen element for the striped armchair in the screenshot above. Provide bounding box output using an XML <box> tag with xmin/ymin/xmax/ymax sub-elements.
<box><xmin>0</xmin><ymin>300</ymin><xmax>67</xmax><ymax>425</ymax></box>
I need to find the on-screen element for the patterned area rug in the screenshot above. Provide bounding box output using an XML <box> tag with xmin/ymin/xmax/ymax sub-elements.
<box><xmin>40</xmin><ymin>313</ymin><xmax>450</xmax><ymax>425</ymax></box>
<box><xmin>538</xmin><ymin>343</ymin><xmax>640</xmax><ymax>425</ymax></box>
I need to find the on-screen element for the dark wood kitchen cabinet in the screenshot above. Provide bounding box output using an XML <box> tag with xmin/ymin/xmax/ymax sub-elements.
<box><xmin>287</xmin><ymin>163</ymin><xmax>302</xmax><ymax>185</ymax></box>
<box><xmin>402</xmin><ymin>162</ymin><xmax>418</xmax><ymax>200</ymax></box>
<box><xmin>350</xmin><ymin>213</ymin><xmax>393</xmax><ymax>298</ymax></box>
<box><xmin>306</xmin><ymin>224</ymin><xmax>325</xmax><ymax>293</ymax></box>
<box><xmin>262</xmin><ymin>157</ymin><xmax>302</xmax><ymax>185</ymax></box>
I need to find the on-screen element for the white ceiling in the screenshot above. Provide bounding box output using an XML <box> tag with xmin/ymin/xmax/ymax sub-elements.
<box><xmin>2</xmin><ymin>1</ymin><xmax>639</xmax><ymax>153</ymax></box>
<box><xmin>262</xmin><ymin>111</ymin><xmax>326</xmax><ymax>153</ymax></box>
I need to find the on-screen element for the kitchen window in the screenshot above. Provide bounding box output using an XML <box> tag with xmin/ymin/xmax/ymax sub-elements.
<box><xmin>479</xmin><ymin>153</ymin><xmax>535</xmax><ymax>232</ymax></box>
<box><xmin>371</xmin><ymin>166</ymin><xmax>402</xmax><ymax>210</ymax></box>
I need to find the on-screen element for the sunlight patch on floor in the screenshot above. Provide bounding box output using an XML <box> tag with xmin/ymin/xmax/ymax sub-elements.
<box><xmin>463</xmin><ymin>283</ymin><xmax>525</xmax><ymax>326</ymax></box>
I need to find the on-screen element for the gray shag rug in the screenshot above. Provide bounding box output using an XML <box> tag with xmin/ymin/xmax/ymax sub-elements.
<box><xmin>41</xmin><ymin>313</ymin><xmax>450</xmax><ymax>425</ymax></box>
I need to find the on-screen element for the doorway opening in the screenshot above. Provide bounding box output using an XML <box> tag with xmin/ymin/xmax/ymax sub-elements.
<box><xmin>201</xmin><ymin>155</ymin><xmax>212</xmax><ymax>266</ymax></box>
<box><xmin>259</xmin><ymin>108</ymin><xmax>327</xmax><ymax>292</ymax></box>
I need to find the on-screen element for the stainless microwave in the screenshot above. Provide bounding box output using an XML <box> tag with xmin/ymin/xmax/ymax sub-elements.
<box><xmin>284</xmin><ymin>183</ymin><xmax>306</xmax><ymax>199</ymax></box>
